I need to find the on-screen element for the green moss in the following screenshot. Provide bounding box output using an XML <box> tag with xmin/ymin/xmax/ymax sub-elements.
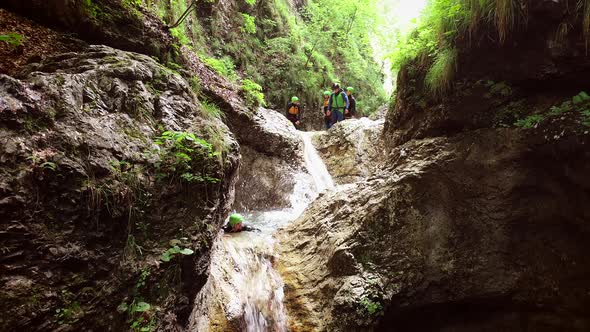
<box><xmin>82</xmin><ymin>0</ymin><xmax>105</xmax><ymax>19</ymax></box>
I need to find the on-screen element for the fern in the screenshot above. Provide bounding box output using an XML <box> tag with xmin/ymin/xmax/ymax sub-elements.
<box><xmin>240</xmin><ymin>13</ymin><xmax>256</xmax><ymax>34</ymax></box>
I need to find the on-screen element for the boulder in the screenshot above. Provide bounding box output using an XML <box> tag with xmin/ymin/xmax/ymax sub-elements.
<box><xmin>278</xmin><ymin>128</ymin><xmax>590</xmax><ymax>331</ymax></box>
<box><xmin>314</xmin><ymin>118</ymin><xmax>385</xmax><ymax>184</ymax></box>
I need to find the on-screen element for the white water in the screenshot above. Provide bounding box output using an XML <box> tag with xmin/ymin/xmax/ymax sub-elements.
<box><xmin>190</xmin><ymin>131</ymin><xmax>334</xmax><ymax>331</ymax></box>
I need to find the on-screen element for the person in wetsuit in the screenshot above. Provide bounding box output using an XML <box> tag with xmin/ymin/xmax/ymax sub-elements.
<box><xmin>222</xmin><ymin>213</ymin><xmax>258</xmax><ymax>233</ymax></box>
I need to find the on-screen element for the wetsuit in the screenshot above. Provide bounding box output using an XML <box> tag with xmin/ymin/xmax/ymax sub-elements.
<box><xmin>222</xmin><ymin>224</ymin><xmax>258</xmax><ymax>233</ymax></box>
<box><xmin>346</xmin><ymin>95</ymin><xmax>356</xmax><ymax>119</ymax></box>
<box><xmin>323</xmin><ymin>98</ymin><xmax>331</xmax><ymax>129</ymax></box>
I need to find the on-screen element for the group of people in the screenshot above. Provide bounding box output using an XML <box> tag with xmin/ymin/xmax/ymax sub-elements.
<box><xmin>223</xmin><ymin>85</ymin><xmax>359</xmax><ymax>233</ymax></box>
<box><xmin>285</xmin><ymin>83</ymin><xmax>357</xmax><ymax>129</ymax></box>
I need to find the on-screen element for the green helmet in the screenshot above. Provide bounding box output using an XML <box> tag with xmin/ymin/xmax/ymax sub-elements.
<box><xmin>229</xmin><ymin>213</ymin><xmax>244</xmax><ymax>226</ymax></box>
<box><xmin>323</xmin><ymin>91</ymin><xmax>331</xmax><ymax>96</ymax></box>
<box><xmin>346</xmin><ymin>87</ymin><xmax>354</xmax><ymax>93</ymax></box>
<box><xmin>291</xmin><ymin>96</ymin><xmax>299</xmax><ymax>102</ymax></box>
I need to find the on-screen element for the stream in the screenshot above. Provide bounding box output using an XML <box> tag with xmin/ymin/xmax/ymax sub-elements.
<box><xmin>190</xmin><ymin>131</ymin><xmax>334</xmax><ymax>331</ymax></box>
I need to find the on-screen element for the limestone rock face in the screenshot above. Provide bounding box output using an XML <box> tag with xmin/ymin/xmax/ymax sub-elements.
<box><xmin>0</xmin><ymin>45</ymin><xmax>240</xmax><ymax>331</ymax></box>
<box><xmin>278</xmin><ymin>129</ymin><xmax>590</xmax><ymax>331</ymax></box>
<box><xmin>234</xmin><ymin>145</ymin><xmax>302</xmax><ymax>211</ymax></box>
<box><xmin>314</xmin><ymin>118</ymin><xmax>385</xmax><ymax>184</ymax></box>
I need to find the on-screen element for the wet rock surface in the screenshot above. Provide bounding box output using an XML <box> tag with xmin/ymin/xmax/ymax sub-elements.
<box><xmin>232</xmin><ymin>108</ymin><xmax>304</xmax><ymax>211</ymax></box>
<box><xmin>314</xmin><ymin>118</ymin><xmax>385</xmax><ymax>184</ymax></box>
<box><xmin>0</xmin><ymin>45</ymin><xmax>240</xmax><ymax>331</ymax></box>
<box><xmin>278</xmin><ymin>128</ymin><xmax>590</xmax><ymax>331</ymax></box>
<box><xmin>234</xmin><ymin>145</ymin><xmax>301</xmax><ymax>211</ymax></box>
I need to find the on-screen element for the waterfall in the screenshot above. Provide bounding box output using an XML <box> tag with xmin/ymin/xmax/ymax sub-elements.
<box><xmin>300</xmin><ymin>131</ymin><xmax>335</xmax><ymax>193</ymax></box>
<box><xmin>189</xmin><ymin>131</ymin><xmax>334</xmax><ymax>332</ymax></box>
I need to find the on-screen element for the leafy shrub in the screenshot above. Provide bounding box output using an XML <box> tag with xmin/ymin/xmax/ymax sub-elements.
<box><xmin>241</xmin><ymin>13</ymin><xmax>257</xmax><ymax>34</ymax></box>
<box><xmin>151</xmin><ymin>131</ymin><xmax>220</xmax><ymax>184</ymax></box>
<box><xmin>170</xmin><ymin>27</ymin><xmax>190</xmax><ymax>45</ymax></box>
<box><xmin>0</xmin><ymin>33</ymin><xmax>23</xmax><ymax>47</ymax></box>
<box><xmin>514</xmin><ymin>114</ymin><xmax>545</xmax><ymax>129</ymax></box>
<box><xmin>201</xmin><ymin>56</ymin><xmax>237</xmax><ymax>80</ymax></box>
<box><xmin>160</xmin><ymin>244</ymin><xmax>194</xmax><ymax>262</ymax></box>
<box><xmin>118</xmin><ymin>269</ymin><xmax>156</xmax><ymax>331</ymax></box>
<box><xmin>389</xmin><ymin>0</ymin><xmax>590</xmax><ymax>96</ymax></box>
<box><xmin>360</xmin><ymin>297</ymin><xmax>383</xmax><ymax>316</ymax></box>
<box><xmin>514</xmin><ymin>91</ymin><xmax>590</xmax><ymax>129</ymax></box>
<box><xmin>241</xmin><ymin>78</ymin><xmax>266</xmax><ymax>107</ymax></box>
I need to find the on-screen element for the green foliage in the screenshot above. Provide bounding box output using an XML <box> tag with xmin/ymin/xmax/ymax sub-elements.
<box><xmin>170</xmin><ymin>27</ymin><xmax>190</xmax><ymax>45</ymax></box>
<box><xmin>241</xmin><ymin>13</ymin><xmax>257</xmax><ymax>34</ymax></box>
<box><xmin>151</xmin><ymin>131</ymin><xmax>221</xmax><ymax>184</ymax></box>
<box><xmin>391</xmin><ymin>0</ymin><xmax>590</xmax><ymax>97</ymax></box>
<box><xmin>83</xmin><ymin>0</ymin><xmax>104</xmax><ymax>18</ymax></box>
<box><xmin>123</xmin><ymin>0</ymin><xmax>143</xmax><ymax>7</ymax></box>
<box><xmin>201</xmin><ymin>56</ymin><xmax>237</xmax><ymax>81</ymax></box>
<box><xmin>118</xmin><ymin>270</ymin><xmax>156</xmax><ymax>331</ymax></box>
<box><xmin>241</xmin><ymin>78</ymin><xmax>267</xmax><ymax>108</ymax></box>
<box><xmin>573</xmin><ymin>90</ymin><xmax>590</xmax><ymax>104</ymax></box>
<box><xmin>359</xmin><ymin>297</ymin><xmax>383</xmax><ymax>316</ymax></box>
<box><xmin>514</xmin><ymin>114</ymin><xmax>545</xmax><ymax>129</ymax></box>
<box><xmin>425</xmin><ymin>48</ymin><xmax>457</xmax><ymax>96</ymax></box>
<box><xmin>200</xmin><ymin>99</ymin><xmax>225</xmax><ymax>119</ymax></box>
<box><xmin>192</xmin><ymin>0</ymin><xmax>386</xmax><ymax>112</ymax></box>
<box><xmin>27</xmin><ymin>152</ymin><xmax>58</xmax><ymax>172</ymax></box>
<box><xmin>55</xmin><ymin>290</ymin><xmax>83</xmax><ymax>325</ymax></box>
<box><xmin>160</xmin><ymin>242</ymin><xmax>194</xmax><ymax>262</ymax></box>
<box><xmin>514</xmin><ymin>91</ymin><xmax>590</xmax><ymax>129</ymax></box>
<box><xmin>189</xmin><ymin>76</ymin><xmax>201</xmax><ymax>95</ymax></box>
<box><xmin>166</xmin><ymin>61</ymin><xmax>183</xmax><ymax>72</ymax></box>
<box><xmin>245</xmin><ymin>0</ymin><xmax>256</xmax><ymax>5</ymax></box>
<box><xmin>0</xmin><ymin>32</ymin><xmax>23</xmax><ymax>47</ymax></box>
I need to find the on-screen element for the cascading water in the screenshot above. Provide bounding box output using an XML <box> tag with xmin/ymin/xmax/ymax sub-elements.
<box><xmin>189</xmin><ymin>131</ymin><xmax>334</xmax><ymax>331</ymax></box>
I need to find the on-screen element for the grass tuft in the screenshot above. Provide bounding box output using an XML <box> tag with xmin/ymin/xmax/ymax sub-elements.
<box><xmin>201</xmin><ymin>100</ymin><xmax>225</xmax><ymax>120</ymax></box>
<box><xmin>580</xmin><ymin>0</ymin><xmax>590</xmax><ymax>53</ymax></box>
<box><xmin>494</xmin><ymin>0</ymin><xmax>517</xmax><ymax>44</ymax></box>
<box><xmin>425</xmin><ymin>48</ymin><xmax>458</xmax><ymax>96</ymax></box>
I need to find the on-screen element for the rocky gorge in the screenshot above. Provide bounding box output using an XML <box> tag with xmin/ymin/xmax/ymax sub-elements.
<box><xmin>1</xmin><ymin>0</ymin><xmax>590</xmax><ymax>331</ymax></box>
